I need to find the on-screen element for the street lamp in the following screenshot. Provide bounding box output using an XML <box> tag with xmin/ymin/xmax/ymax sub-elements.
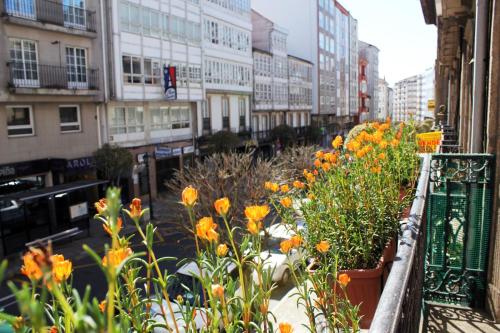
<box><xmin>142</xmin><ymin>152</ymin><xmax>154</xmax><ymax>220</ymax></box>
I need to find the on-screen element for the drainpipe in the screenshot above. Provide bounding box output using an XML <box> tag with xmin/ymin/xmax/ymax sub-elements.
<box><xmin>470</xmin><ymin>0</ymin><xmax>489</xmax><ymax>153</ymax></box>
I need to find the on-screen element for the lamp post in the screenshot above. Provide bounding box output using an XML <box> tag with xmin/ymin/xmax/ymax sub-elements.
<box><xmin>143</xmin><ymin>152</ymin><xmax>154</xmax><ymax>220</ymax></box>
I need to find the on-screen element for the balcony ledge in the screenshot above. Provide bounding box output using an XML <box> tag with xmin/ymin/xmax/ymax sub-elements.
<box><xmin>9</xmin><ymin>87</ymin><xmax>99</xmax><ymax>96</ymax></box>
<box><xmin>1</xmin><ymin>15</ymin><xmax>97</xmax><ymax>38</ymax></box>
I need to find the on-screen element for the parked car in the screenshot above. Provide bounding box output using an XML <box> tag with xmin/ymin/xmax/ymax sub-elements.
<box><xmin>151</xmin><ymin>260</ymin><xmax>238</xmax><ymax>333</ymax></box>
<box><xmin>0</xmin><ymin>199</ymin><xmax>24</xmax><ymax>234</ymax></box>
<box><xmin>258</xmin><ymin>223</ymin><xmax>306</xmax><ymax>285</ymax></box>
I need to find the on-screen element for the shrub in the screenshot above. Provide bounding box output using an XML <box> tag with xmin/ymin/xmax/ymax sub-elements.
<box><xmin>270</xmin><ymin>124</ymin><xmax>297</xmax><ymax>147</ymax></box>
<box><xmin>208</xmin><ymin>131</ymin><xmax>241</xmax><ymax>153</ymax></box>
<box><xmin>94</xmin><ymin>144</ymin><xmax>133</xmax><ymax>186</ymax></box>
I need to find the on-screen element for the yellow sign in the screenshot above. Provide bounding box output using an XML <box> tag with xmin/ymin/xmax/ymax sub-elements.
<box><xmin>428</xmin><ymin>99</ymin><xmax>435</xmax><ymax>110</ymax></box>
<box><xmin>416</xmin><ymin>131</ymin><xmax>442</xmax><ymax>153</ymax></box>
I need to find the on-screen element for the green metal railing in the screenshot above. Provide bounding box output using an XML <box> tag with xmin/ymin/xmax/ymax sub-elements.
<box><xmin>424</xmin><ymin>154</ymin><xmax>494</xmax><ymax>307</ymax></box>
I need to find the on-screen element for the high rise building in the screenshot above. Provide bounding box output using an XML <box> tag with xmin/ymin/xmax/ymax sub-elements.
<box><xmin>417</xmin><ymin>67</ymin><xmax>435</xmax><ymax>120</ymax></box>
<box><xmin>251</xmin><ymin>0</ymin><xmax>359</xmax><ymax>138</ymax></box>
<box><xmin>358</xmin><ymin>41</ymin><xmax>379</xmax><ymax>122</ymax></box>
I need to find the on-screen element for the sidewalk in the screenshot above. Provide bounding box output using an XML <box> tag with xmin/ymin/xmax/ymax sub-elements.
<box><xmin>424</xmin><ymin>304</ymin><xmax>500</xmax><ymax>333</ymax></box>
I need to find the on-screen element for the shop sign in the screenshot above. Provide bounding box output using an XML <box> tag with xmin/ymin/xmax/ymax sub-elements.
<box><xmin>69</xmin><ymin>202</ymin><xmax>88</xmax><ymax>220</ymax></box>
<box><xmin>183</xmin><ymin>146</ymin><xmax>194</xmax><ymax>154</ymax></box>
<box><xmin>173</xmin><ymin>148</ymin><xmax>182</xmax><ymax>156</ymax></box>
<box><xmin>164</xmin><ymin>65</ymin><xmax>177</xmax><ymax>101</ymax></box>
<box><xmin>0</xmin><ymin>159</ymin><xmax>50</xmax><ymax>180</ymax></box>
<box><xmin>66</xmin><ymin>157</ymin><xmax>94</xmax><ymax>171</ymax></box>
<box><xmin>155</xmin><ymin>147</ymin><xmax>172</xmax><ymax>159</ymax></box>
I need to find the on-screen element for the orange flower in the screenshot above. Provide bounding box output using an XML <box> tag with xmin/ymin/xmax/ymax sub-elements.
<box><xmin>305</xmin><ymin>172</ymin><xmax>316</xmax><ymax>183</ymax></box>
<box><xmin>344</xmin><ymin>153</ymin><xmax>351</xmax><ymax>160</ymax></box>
<box><xmin>321</xmin><ymin>162</ymin><xmax>331</xmax><ymax>172</ymax></box>
<box><xmin>316</xmin><ymin>241</ymin><xmax>330</xmax><ymax>254</ymax></box>
<box><xmin>103</xmin><ymin>217</ymin><xmax>123</xmax><ymax>236</ymax></box>
<box><xmin>391</xmin><ymin>139</ymin><xmax>400</xmax><ymax>147</ymax></box>
<box><xmin>346</xmin><ymin>140</ymin><xmax>361</xmax><ymax>152</ymax></box>
<box><xmin>332</xmin><ymin>136</ymin><xmax>343</xmax><ymax>149</ymax></box>
<box><xmin>95</xmin><ymin>198</ymin><xmax>107</xmax><ymax>215</ymax></box>
<box><xmin>280</xmin><ymin>239</ymin><xmax>293</xmax><ymax>254</ymax></box>
<box><xmin>129</xmin><ymin>198</ymin><xmax>142</xmax><ymax>219</ymax></box>
<box><xmin>280</xmin><ymin>184</ymin><xmax>290</xmax><ymax>193</ymax></box>
<box><xmin>196</xmin><ymin>217</ymin><xmax>219</xmax><ymax>242</ymax></box>
<box><xmin>379</xmin><ymin>140</ymin><xmax>388</xmax><ymax>149</ymax></box>
<box><xmin>214</xmin><ymin>197</ymin><xmax>230</xmax><ymax>216</ymax></box>
<box><xmin>290</xmin><ymin>235</ymin><xmax>303</xmax><ymax>248</ymax></box>
<box><xmin>49</xmin><ymin>326</ymin><xmax>58</xmax><ymax>333</ymax></box>
<box><xmin>211</xmin><ymin>284</ymin><xmax>225</xmax><ymax>299</ymax></box>
<box><xmin>315</xmin><ymin>150</ymin><xmax>325</xmax><ymax>159</ymax></box>
<box><xmin>280</xmin><ymin>197</ymin><xmax>292</xmax><ymax>208</ymax></box>
<box><xmin>293</xmin><ymin>180</ymin><xmax>305</xmax><ymax>189</ymax></box>
<box><xmin>307</xmin><ymin>193</ymin><xmax>315</xmax><ymax>200</ymax></box>
<box><xmin>216</xmin><ymin>244</ymin><xmax>229</xmax><ymax>257</ymax></box>
<box><xmin>356</xmin><ymin>149</ymin><xmax>366</xmax><ymax>159</ymax></box>
<box><xmin>338</xmin><ymin>273</ymin><xmax>351</xmax><ymax>287</ymax></box>
<box><xmin>265</xmin><ymin>181</ymin><xmax>279</xmax><ymax>192</ymax></box>
<box><xmin>378</xmin><ymin>152</ymin><xmax>386</xmax><ymax>160</ymax></box>
<box><xmin>246</xmin><ymin>220</ymin><xmax>262</xmax><ymax>235</ymax></box>
<box><xmin>20</xmin><ymin>250</ymin><xmax>44</xmax><ymax>281</ymax></box>
<box><xmin>313</xmin><ymin>159</ymin><xmax>321</xmax><ymax>168</ymax></box>
<box><xmin>98</xmin><ymin>300</ymin><xmax>106</xmax><ymax>313</ymax></box>
<box><xmin>181</xmin><ymin>186</ymin><xmax>198</xmax><ymax>207</ymax></box>
<box><xmin>102</xmin><ymin>247</ymin><xmax>133</xmax><ymax>267</ymax></box>
<box><xmin>244</xmin><ymin>205</ymin><xmax>270</xmax><ymax>222</ymax></box>
<box><xmin>259</xmin><ymin>303</ymin><xmax>268</xmax><ymax>315</ymax></box>
<box><xmin>313</xmin><ymin>169</ymin><xmax>318</xmax><ymax>176</ymax></box>
<box><xmin>303</xmin><ymin>169</ymin><xmax>309</xmax><ymax>177</ymax></box>
<box><xmin>371</xmin><ymin>165</ymin><xmax>382</xmax><ymax>174</ymax></box>
<box><xmin>51</xmin><ymin>254</ymin><xmax>72</xmax><ymax>284</ymax></box>
<box><xmin>279</xmin><ymin>322</ymin><xmax>293</xmax><ymax>333</ymax></box>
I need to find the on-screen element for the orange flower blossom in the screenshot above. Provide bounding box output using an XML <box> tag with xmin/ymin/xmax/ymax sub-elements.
<box><xmin>181</xmin><ymin>186</ymin><xmax>198</xmax><ymax>207</ymax></box>
<box><xmin>196</xmin><ymin>217</ymin><xmax>219</xmax><ymax>242</ymax></box>
<box><xmin>214</xmin><ymin>197</ymin><xmax>230</xmax><ymax>216</ymax></box>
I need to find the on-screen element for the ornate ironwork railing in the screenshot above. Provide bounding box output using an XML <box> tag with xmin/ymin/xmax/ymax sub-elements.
<box><xmin>2</xmin><ymin>0</ymin><xmax>97</xmax><ymax>32</ymax></box>
<box><xmin>424</xmin><ymin>154</ymin><xmax>494</xmax><ymax>307</ymax></box>
<box><xmin>369</xmin><ymin>154</ymin><xmax>431</xmax><ymax>333</ymax></box>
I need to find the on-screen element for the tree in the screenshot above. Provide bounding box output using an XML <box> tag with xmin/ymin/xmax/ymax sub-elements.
<box><xmin>208</xmin><ymin>131</ymin><xmax>241</xmax><ymax>153</ymax></box>
<box><xmin>94</xmin><ymin>144</ymin><xmax>133</xmax><ymax>186</ymax></box>
<box><xmin>270</xmin><ymin>124</ymin><xmax>297</xmax><ymax>147</ymax></box>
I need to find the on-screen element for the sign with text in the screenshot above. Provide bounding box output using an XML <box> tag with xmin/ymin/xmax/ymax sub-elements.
<box><xmin>155</xmin><ymin>147</ymin><xmax>172</xmax><ymax>159</ymax></box>
<box><xmin>164</xmin><ymin>65</ymin><xmax>177</xmax><ymax>100</ymax></box>
<box><xmin>417</xmin><ymin>131</ymin><xmax>442</xmax><ymax>153</ymax></box>
<box><xmin>69</xmin><ymin>202</ymin><xmax>88</xmax><ymax>220</ymax></box>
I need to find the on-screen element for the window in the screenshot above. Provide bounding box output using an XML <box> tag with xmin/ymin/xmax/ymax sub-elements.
<box><xmin>186</xmin><ymin>21</ymin><xmax>201</xmax><ymax>43</ymax></box>
<box><xmin>59</xmin><ymin>105</ymin><xmax>81</xmax><ymax>132</ymax></box>
<box><xmin>9</xmin><ymin>39</ymin><xmax>38</xmax><ymax>87</ymax></box>
<box><xmin>171</xmin><ymin>16</ymin><xmax>185</xmax><ymax>39</ymax></box>
<box><xmin>63</xmin><ymin>0</ymin><xmax>86</xmax><ymax>28</ymax></box>
<box><xmin>144</xmin><ymin>59</ymin><xmax>161</xmax><ymax>85</ymax></box>
<box><xmin>150</xmin><ymin>107</ymin><xmax>170</xmax><ymax>131</ymax></box>
<box><xmin>222</xmin><ymin>98</ymin><xmax>229</xmax><ymax>130</ymax></box>
<box><xmin>120</xmin><ymin>1</ymin><xmax>141</xmax><ymax>33</ymax></box>
<box><xmin>110</xmin><ymin>107</ymin><xmax>144</xmax><ymax>134</ymax></box>
<box><xmin>202</xmin><ymin>99</ymin><xmax>211</xmax><ymax>133</ymax></box>
<box><xmin>5</xmin><ymin>0</ymin><xmax>35</xmax><ymax>19</ymax></box>
<box><xmin>238</xmin><ymin>98</ymin><xmax>245</xmax><ymax>130</ymax></box>
<box><xmin>6</xmin><ymin>106</ymin><xmax>34</xmax><ymax>136</ymax></box>
<box><xmin>162</xmin><ymin>14</ymin><xmax>170</xmax><ymax>38</ymax></box>
<box><xmin>66</xmin><ymin>47</ymin><xmax>87</xmax><ymax>87</ymax></box>
<box><xmin>210</xmin><ymin>21</ymin><xmax>219</xmax><ymax>44</ymax></box>
<box><xmin>142</xmin><ymin>8</ymin><xmax>160</xmax><ymax>37</ymax></box>
<box><xmin>171</xmin><ymin>107</ymin><xmax>190</xmax><ymax>129</ymax></box>
<box><xmin>122</xmin><ymin>55</ymin><xmax>142</xmax><ymax>84</ymax></box>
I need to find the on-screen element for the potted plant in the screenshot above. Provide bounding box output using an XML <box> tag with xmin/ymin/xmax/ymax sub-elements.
<box><xmin>268</xmin><ymin>119</ymin><xmax>419</xmax><ymax>329</ymax></box>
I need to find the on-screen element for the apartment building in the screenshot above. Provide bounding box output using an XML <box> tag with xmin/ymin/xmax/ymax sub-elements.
<box><xmin>251</xmin><ymin>0</ymin><xmax>359</xmax><ymax>139</ymax></box>
<box><xmin>377</xmin><ymin>78</ymin><xmax>392</xmax><ymax>120</ymax></box>
<box><xmin>201</xmin><ymin>0</ymin><xmax>252</xmax><ymax>137</ymax></box>
<box><xmin>251</xmin><ymin>9</ymin><xmax>312</xmax><ymax>151</ymax></box>
<box><xmin>0</xmin><ymin>0</ymin><xmax>106</xmax><ymax>250</ymax></box>
<box><xmin>393</xmin><ymin>67</ymin><xmax>435</xmax><ymax>122</ymax></box>
<box><xmin>358</xmin><ymin>41</ymin><xmax>379</xmax><ymax>122</ymax></box>
<box><xmin>0</xmin><ymin>0</ymin><xmax>105</xmax><ymax>189</ymax></box>
<box><xmin>349</xmin><ymin>16</ymin><xmax>359</xmax><ymax>123</ymax></box>
<box><xmin>102</xmin><ymin>0</ymin><xmax>203</xmax><ymax>197</ymax></box>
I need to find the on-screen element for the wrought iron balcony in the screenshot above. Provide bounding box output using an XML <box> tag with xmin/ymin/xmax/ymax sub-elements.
<box><xmin>2</xmin><ymin>0</ymin><xmax>96</xmax><ymax>33</ymax></box>
<box><xmin>8</xmin><ymin>62</ymin><xmax>99</xmax><ymax>91</ymax></box>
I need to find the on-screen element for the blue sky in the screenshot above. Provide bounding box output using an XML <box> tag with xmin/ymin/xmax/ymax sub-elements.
<box><xmin>344</xmin><ymin>0</ymin><xmax>437</xmax><ymax>86</ymax></box>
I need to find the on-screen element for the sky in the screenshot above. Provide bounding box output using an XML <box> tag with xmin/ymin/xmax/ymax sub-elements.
<box><xmin>343</xmin><ymin>0</ymin><xmax>437</xmax><ymax>86</ymax></box>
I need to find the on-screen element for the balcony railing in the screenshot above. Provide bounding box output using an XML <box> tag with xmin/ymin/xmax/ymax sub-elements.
<box><xmin>8</xmin><ymin>62</ymin><xmax>99</xmax><ymax>90</ymax></box>
<box><xmin>3</xmin><ymin>0</ymin><xmax>96</xmax><ymax>32</ymax></box>
<box><xmin>369</xmin><ymin>154</ymin><xmax>431</xmax><ymax>333</ymax></box>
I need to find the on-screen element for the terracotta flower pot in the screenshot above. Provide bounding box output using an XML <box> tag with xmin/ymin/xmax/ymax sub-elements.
<box><xmin>306</xmin><ymin>257</ymin><xmax>384</xmax><ymax>330</ymax></box>
<box><xmin>339</xmin><ymin>260</ymin><xmax>383</xmax><ymax>329</ymax></box>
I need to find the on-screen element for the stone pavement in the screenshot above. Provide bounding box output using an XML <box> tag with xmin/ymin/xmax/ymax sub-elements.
<box><xmin>424</xmin><ymin>304</ymin><xmax>500</xmax><ymax>333</ymax></box>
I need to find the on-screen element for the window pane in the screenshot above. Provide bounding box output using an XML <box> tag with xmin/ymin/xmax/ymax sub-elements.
<box><xmin>7</xmin><ymin>107</ymin><xmax>31</xmax><ymax>126</ymax></box>
<box><xmin>59</xmin><ymin>106</ymin><xmax>78</xmax><ymax>123</ymax></box>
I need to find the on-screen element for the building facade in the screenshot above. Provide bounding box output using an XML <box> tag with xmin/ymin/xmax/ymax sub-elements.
<box><xmin>377</xmin><ymin>78</ymin><xmax>391</xmax><ymax>120</ymax></box>
<box><xmin>201</xmin><ymin>0</ymin><xmax>252</xmax><ymax>138</ymax></box>
<box><xmin>251</xmin><ymin>0</ymin><xmax>359</xmax><ymax>138</ymax></box>
<box><xmin>102</xmin><ymin>0</ymin><xmax>204</xmax><ymax>198</ymax></box>
<box><xmin>0</xmin><ymin>0</ymin><xmax>105</xmax><ymax>191</ymax></box>
<box><xmin>393</xmin><ymin>67</ymin><xmax>435</xmax><ymax>122</ymax></box>
<box><xmin>349</xmin><ymin>16</ymin><xmax>359</xmax><ymax>123</ymax></box>
<box><xmin>287</xmin><ymin>55</ymin><xmax>313</xmax><ymax>128</ymax></box>
<box><xmin>358</xmin><ymin>41</ymin><xmax>379</xmax><ymax>122</ymax></box>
